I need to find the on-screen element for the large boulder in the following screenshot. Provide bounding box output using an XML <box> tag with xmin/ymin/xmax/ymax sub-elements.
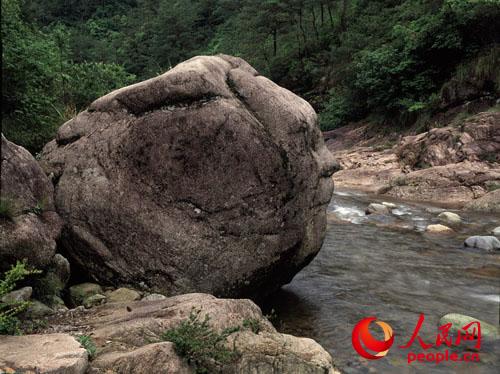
<box><xmin>40</xmin><ymin>55</ymin><xmax>336</xmax><ymax>298</ymax></box>
<box><xmin>0</xmin><ymin>135</ymin><xmax>63</xmax><ymax>272</ymax></box>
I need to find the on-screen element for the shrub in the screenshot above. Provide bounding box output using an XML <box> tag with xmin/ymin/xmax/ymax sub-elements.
<box><xmin>76</xmin><ymin>335</ymin><xmax>97</xmax><ymax>359</ymax></box>
<box><xmin>242</xmin><ymin>318</ymin><xmax>261</xmax><ymax>334</ymax></box>
<box><xmin>0</xmin><ymin>260</ymin><xmax>41</xmax><ymax>335</ymax></box>
<box><xmin>162</xmin><ymin>308</ymin><xmax>239</xmax><ymax>373</ymax></box>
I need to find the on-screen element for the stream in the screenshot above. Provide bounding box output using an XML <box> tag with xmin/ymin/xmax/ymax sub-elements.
<box><xmin>264</xmin><ymin>189</ymin><xmax>500</xmax><ymax>373</ymax></box>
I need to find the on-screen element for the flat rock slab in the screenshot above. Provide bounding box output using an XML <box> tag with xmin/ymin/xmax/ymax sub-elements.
<box><xmin>0</xmin><ymin>333</ymin><xmax>88</xmax><ymax>374</ymax></box>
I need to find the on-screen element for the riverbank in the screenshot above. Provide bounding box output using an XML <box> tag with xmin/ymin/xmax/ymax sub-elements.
<box><xmin>324</xmin><ymin>110</ymin><xmax>500</xmax><ymax>210</ymax></box>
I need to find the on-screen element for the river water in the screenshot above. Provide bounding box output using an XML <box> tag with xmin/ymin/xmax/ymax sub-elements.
<box><xmin>264</xmin><ymin>190</ymin><xmax>500</xmax><ymax>373</ymax></box>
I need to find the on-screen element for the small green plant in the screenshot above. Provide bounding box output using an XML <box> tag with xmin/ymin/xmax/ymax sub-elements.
<box><xmin>25</xmin><ymin>197</ymin><xmax>48</xmax><ymax>216</ymax></box>
<box><xmin>0</xmin><ymin>197</ymin><xmax>17</xmax><ymax>220</ymax></box>
<box><xmin>242</xmin><ymin>317</ymin><xmax>261</xmax><ymax>334</ymax></box>
<box><xmin>76</xmin><ymin>335</ymin><xmax>97</xmax><ymax>359</ymax></box>
<box><xmin>0</xmin><ymin>260</ymin><xmax>41</xmax><ymax>335</ymax></box>
<box><xmin>162</xmin><ymin>308</ymin><xmax>239</xmax><ymax>373</ymax></box>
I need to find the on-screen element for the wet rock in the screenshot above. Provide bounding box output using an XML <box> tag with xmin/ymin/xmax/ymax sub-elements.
<box><xmin>142</xmin><ymin>293</ymin><xmax>167</xmax><ymax>301</ymax></box>
<box><xmin>425</xmin><ymin>224</ymin><xmax>454</xmax><ymax>234</ymax></box>
<box><xmin>70</xmin><ymin>283</ymin><xmax>103</xmax><ymax>306</ymax></box>
<box><xmin>24</xmin><ymin>300</ymin><xmax>54</xmax><ymax>318</ymax></box>
<box><xmin>365</xmin><ymin>203</ymin><xmax>390</xmax><ymax>215</ymax></box>
<box><xmin>492</xmin><ymin>226</ymin><xmax>500</xmax><ymax>236</ymax></box>
<box><xmin>106</xmin><ymin>287</ymin><xmax>141</xmax><ymax>303</ymax></box>
<box><xmin>464</xmin><ymin>189</ymin><xmax>500</xmax><ymax>213</ymax></box>
<box><xmin>0</xmin><ymin>135</ymin><xmax>63</xmax><ymax>272</ymax></box>
<box><xmin>1</xmin><ymin>286</ymin><xmax>32</xmax><ymax>303</ymax></box>
<box><xmin>40</xmin><ymin>55</ymin><xmax>336</xmax><ymax>298</ymax></box>
<box><xmin>0</xmin><ymin>333</ymin><xmax>88</xmax><ymax>373</ymax></box>
<box><xmin>83</xmin><ymin>294</ymin><xmax>107</xmax><ymax>309</ymax></box>
<box><xmin>439</xmin><ymin>313</ymin><xmax>499</xmax><ymax>339</ymax></box>
<box><xmin>464</xmin><ymin>236</ymin><xmax>500</xmax><ymax>250</ymax></box>
<box><xmin>438</xmin><ymin>212</ymin><xmax>461</xmax><ymax>224</ymax></box>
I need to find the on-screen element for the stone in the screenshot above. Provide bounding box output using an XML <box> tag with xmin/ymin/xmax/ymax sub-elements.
<box><xmin>381</xmin><ymin>202</ymin><xmax>397</xmax><ymax>209</ymax></box>
<box><xmin>492</xmin><ymin>226</ymin><xmax>500</xmax><ymax>236</ymax></box>
<box><xmin>0</xmin><ymin>135</ymin><xmax>63</xmax><ymax>272</ymax></box>
<box><xmin>439</xmin><ymin>313</ymin><xmax>499</xmax><ymax>340</ymax></box>
<box><xmin>437</xmin><ymin>211</ymin><xmax>462</xmax><ymax>224</ymax></box>
<box><xmin>142</xmin><ymin>293</ymin><xmax>167</xmax><ymax>301</ymax></box>
<box><xmin>48</xmin><ymin>295</ymin><xmax>68</xmax><ymax>311</ymax></box>
<box><xmin>464</xmin><ymin>189</ymin><xmax>500</xmax><ymax>213</ymax></box>
<box><xmin>106</xmin><ymin>287</ymin><xmax>141</xmax><ymax>303</ymax></box>
<box><xmin>365</xmin><ymin>203</ymin><xmax>390</xmax><ymax>215</ymax></box>
<box><xmin>425</xmin><ymin>224</ymin><xmax>454</xmax><ymax>234</ymax></box>
<box><xmin>83</xmin><ymin>294</ymin><xmax>107</xmax><ymax>309</ymax></box>
<box><xmin>396</xmin><ymin>112</ymin><xmax>500</xmax><ymax>168</ymax></box>
<box><xmin>464</xmin><ymin>236</ymin><xmax>500</xmax><ymax>250</ymax></box>
<box><xmin>43</xmin><ymin>293</ymin><xmax>338</xmax><ymax>374</ymax></box>
<box><xmin>229</xmin><ymin>331</ymin><xmax>341</xmax><ymax>374</ymax></box>
<box><xmin>40</xmin><ymin>55</ymin><xmax>336</xmax><ymax>298</ymax></box>
<box><xmin>0</xmin><ymin>333</ymin><xmax>88</xmax><ymax>373</ymax></box>
<box><xmin>1</xmin><ymin>286</ymin><xmax>32</xmax><ymax>303</ymax></box>
<box><xmin>70</xmin><ymin>283</ymin><xmax>103</xmax><ymax>306</ymax></box>
<box><xmin>50</xmin><ymin>253</ymin><xmax>71</xmax><ymax>286</ymax></box>
<box><xmin>24</xmin><ymin>300</ymin><xmax>54</xmax><ymax>318</ymax></box>
<box><xmin>91</xmin><ymin>342</ymin><xmax>191</xmax><ymax>374</ymax></box>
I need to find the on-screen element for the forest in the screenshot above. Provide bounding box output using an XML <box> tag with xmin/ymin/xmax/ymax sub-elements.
<box><xmin>2</xmin><ymin>0</ymin><xmax>500</xmax><ymax>153</ymax></box>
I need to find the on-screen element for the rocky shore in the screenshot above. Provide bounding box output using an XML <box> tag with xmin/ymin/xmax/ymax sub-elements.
<box><xmin>325</xmin><ymin>110</ymin><xmax>500</xmax><ymax>210</ymax></box>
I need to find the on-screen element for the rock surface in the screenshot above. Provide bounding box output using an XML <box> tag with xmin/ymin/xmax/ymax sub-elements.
<box><xmin>326</xmin><ymin>112</ymin><xmax>500</xmax><ymax>206</ymax></box>
<box><xmin>0</xmin><ymin>135</ymin><xmax>63</xmax><ymax>272</ymax></box>
<box><xmin>70</xmin><ymin>283</ymin><xmax>104</xmax><ymax>306</ymax></box>
<box><xmin>425</xmin><ymin>224</ymin><xmax>454</xmax><ymax>234</ymax></box>
<box><xmin>464</xmin><ymin>236</ymin><xmax>500</xmax><ymax>250</ymax></box>
<box><xmin>0</xmin><ymin>333</ymin><xmax>88</xmax><ymax>373</ymax></box>
<box><xmin>365</xmin><ymin>203</ymin><xmax>390</xmax><ymax>215</ymax></box>
<box><xmin>464</xmin><ymin>189</ymin><xmax>500</xmax><ymax>213</ymax></box>
<box><xmin>40</xmin><ymin>55</ymin><xmax>336</xmax><ymax>298</ymax></box>
<box><xmin>437</xmin><ymin>211</ymin><xmax>461</xmax><ymax>224</ymax></box>
<box><xmin>439</xmin><ymin>313</ymin><xmax>499</xmax><ymax>339</ymax></box>
<box><xmin>1</xmin><ymin>286</ymin><xmax>32</xmax><ymax>303</ymax></box>
<box><xmin>106</xmin><ymin>287</ymin><xmax>141</xmax><ymax>303</ymax></box>
<box><xmin>492</xmin><ymin>226</ymin><xmax>500</xmax><ymax>236</ymax></box>
<box><xmin>42</xmin><ymin>293</ymin><xmax>339</xmax><ymax>374</ymax></box>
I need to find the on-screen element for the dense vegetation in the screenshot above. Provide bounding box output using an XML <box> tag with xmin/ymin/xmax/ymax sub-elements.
<box><xmin>2</xmin><ymin>0</ymin><xmax>499</xmax><ymax>153</ymax></box>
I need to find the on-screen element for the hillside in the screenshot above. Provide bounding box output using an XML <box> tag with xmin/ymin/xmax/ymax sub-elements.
<box><xmin>2</xmin><ymin>0</ymin><xmax>500</xmax><ymax>153</ymax></box>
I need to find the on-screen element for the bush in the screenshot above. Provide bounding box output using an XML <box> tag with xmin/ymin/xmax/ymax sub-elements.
<box><xmin>76</xmin><ymin>335</ymin><xmax>97</xmax><ymax>359</ymax></box>
<box><xmin>162</xmin><ymin>308</ymin><xmax>239</xmax><ymax>373</ymax></box>
<box><xmin>0</xmin><ymin>260</ymin><xmax>41</xmax><ymax>335</ymax></box>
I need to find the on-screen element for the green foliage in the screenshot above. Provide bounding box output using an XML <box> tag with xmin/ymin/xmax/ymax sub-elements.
<box><xmin>242</xmin><ymin>317</ymin><xmax>261</xmax><ymax>334</ymax></box>
<box><xmin>76</xmin><ymin>335</ymin><xmax>97</xmax><ymax>359</ymax></box>
<box><xmin>24</xmin><ymin>197</ymin><xmax>48</xmax><ymax>216</ymax></box>
<box><xmin>162</xmin><ymin>308</ymin><xmax>239</xmax><ymax>373</ymax></box>
<box><xmin>3</xmin><ymin>0</ymin><xmax>500</xmax><ymax>144</ymax></box>
<box><xmin>0</xmin><ymin>197</ymin><xmax>17</xmax><ymax>221</ymax></box>
<box><xmin>0</xmin><ymin>260</ymin><xmax>41</xmax><ymax>335</ymax></box>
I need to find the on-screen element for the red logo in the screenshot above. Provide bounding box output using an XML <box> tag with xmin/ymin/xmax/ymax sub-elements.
<box><xmin>352</xmin><ymin>317</ymin><xmax>394</xmax><ymax>359</ymax></box>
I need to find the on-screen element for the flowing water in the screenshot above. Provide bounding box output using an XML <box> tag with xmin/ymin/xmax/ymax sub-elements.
<box><xmin>264</xmin><ymin>190</ymin><xmax>500</xmax><ymax>373</ymax></box>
